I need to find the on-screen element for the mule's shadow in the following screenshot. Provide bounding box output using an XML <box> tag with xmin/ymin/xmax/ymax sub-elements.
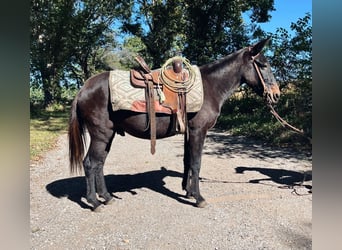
<box><xmin>235</xmin><ymin>166</ymin><xmax>312</xmax><ymax>191</ymax></box>
<box><xmin>46</xmin><ymin>167</ymin><xmax>194</xmax><ymax>210</ymax></box>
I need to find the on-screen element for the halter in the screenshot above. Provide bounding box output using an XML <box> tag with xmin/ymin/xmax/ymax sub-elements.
<box><xmin>251</xmin><ymin>52</ymin><xmax>270</xmax><ymax>100</ymax></box>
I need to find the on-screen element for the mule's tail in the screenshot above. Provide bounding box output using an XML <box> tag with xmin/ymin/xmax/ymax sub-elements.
<box><xmin>68</xmin><ymin>96</ymin><xmax>85</xmax><ymax>174</ymax></box>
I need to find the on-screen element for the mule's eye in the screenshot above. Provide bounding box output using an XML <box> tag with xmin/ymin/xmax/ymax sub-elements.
<box><xmin>256</xmin><ymin>60</ymin><xmax>267</xmax><ymax>68</ymax></box>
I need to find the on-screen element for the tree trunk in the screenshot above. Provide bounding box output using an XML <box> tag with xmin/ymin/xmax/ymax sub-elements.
<box><xmin>41</xmin><ymin>72</ymin><xmax>53</xmax><ymax>108</ymax></box>
<box><xmin>41</xmin><ymin>69</ymin><xmax>61</xmax><ymax>108</ymax></box>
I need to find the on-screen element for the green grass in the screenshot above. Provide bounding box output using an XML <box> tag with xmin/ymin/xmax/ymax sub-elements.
<box><xmin>30</xmin><ymin>105</ymin><xmax>70</xmax><ymax>162</ymax></box>
<box><xmin>215</xmin><ymin>92</ymin><xmax>312</xmax><ymax>152</ymax></box>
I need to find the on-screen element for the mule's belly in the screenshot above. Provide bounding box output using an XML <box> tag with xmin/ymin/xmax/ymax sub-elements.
<box><xmin>113</xmin><ymin>111</ymin><xmax>178</xmax><ymax>139</ymax></box>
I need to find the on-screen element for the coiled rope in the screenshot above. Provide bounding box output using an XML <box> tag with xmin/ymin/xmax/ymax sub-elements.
<box><xmin>159</xmin><ymin>56</ymin><xmax>196</xmax><ymax>93</ymax></box>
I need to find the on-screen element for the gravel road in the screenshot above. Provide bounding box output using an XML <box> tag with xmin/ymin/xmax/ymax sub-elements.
<box><xmin>30</xmin><ymin>130</ymin><xmax>312</xmax><ymax>249</ymax></box>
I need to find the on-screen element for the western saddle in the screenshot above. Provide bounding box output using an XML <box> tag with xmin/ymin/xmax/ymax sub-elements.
<box><xmin>130</xmin><ymin>56</ymin><xmax>193</xmax><ymax>154</ymax></box>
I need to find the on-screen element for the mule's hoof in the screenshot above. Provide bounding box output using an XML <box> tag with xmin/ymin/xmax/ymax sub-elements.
<box><xmin>196</xmin><ymin>200</ymin><xmax>208</xmax><ymax>208</ymax></box>
<box><xmin>92</xmin><ymin>204</ymin><xmax>105</xmax><ymax>212</ymax></box>
<box><xmin>185</xmin><ymin>192</ymin><xmax>194</xmax><ymax>199</ymax></box>
<box><xmin>104</xmin><ymin>197</ymin><xmax>114</xmax><ymax>205</ymax></box>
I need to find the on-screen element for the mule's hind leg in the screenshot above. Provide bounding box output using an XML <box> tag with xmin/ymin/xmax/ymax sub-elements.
<box><xmin>95</xmin><ymin>134</ymin><xmax>115</xmax><ymax>205</ymax></box>
<box><xmin>83</xmin><ymin>133</ymin><xmax>114</xmax><ymax>211</ymax></box>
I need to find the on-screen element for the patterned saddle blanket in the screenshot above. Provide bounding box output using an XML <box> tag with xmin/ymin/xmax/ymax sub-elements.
<box><xmin>109</xmin><ymin>65</ymin><xmax>203</xmax><ymax>114</ymax></box>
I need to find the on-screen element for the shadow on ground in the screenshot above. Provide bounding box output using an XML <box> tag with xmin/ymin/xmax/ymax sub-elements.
<box><xmin>46</xmin><ymin>167</ymin><xmax>194</xmax><ymax>210</ymax></box>
<box><xmin>199</xmin><ymin>166</ymin><xmax>312</xmax><ymax>195</ymax></box>
<box><xmin>204</xmin><ymin>130</ymin><xmax>312</xmax><ymax>161</ymax></box>
<box><xmin>235</xmin><ymin>166</ymin><xmax>312</xmax><ymax>191</ymax></box>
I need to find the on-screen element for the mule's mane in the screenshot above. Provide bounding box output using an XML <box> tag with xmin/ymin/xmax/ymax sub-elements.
<box><xmin>199</xmin><ymin>47</ymin><xmax>246</xmax><ymax>74</ymax></box>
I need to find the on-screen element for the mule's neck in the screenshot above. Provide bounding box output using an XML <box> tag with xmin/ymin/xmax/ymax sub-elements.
<box><xmin>199</xmin><ymin>49</ymin><xmax>244</xmax><ymax>108</ymax></box>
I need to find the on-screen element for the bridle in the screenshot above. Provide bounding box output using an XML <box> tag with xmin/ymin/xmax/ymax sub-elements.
<box><xmin>250</xmin><ymin>49</ymin><xmax>312</xmax><ymax>143</ymax></box>
<box><xmin>251</xmin><ymin>53</ymin><xmax>272</xmax><ymax>103</ymax></box>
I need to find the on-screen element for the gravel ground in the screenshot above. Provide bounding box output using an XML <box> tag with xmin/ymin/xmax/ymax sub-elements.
<box><xmin>30</xmin><ymin>130</ymin><xmax>312</xmax><ymax>249</ymax></box>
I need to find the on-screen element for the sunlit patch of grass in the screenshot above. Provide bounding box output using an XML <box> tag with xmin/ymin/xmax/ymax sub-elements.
<box><xmin>30</xmin><ymin>130</ymin><xmax>60</xmax><ymax>162</ymax></box>
<box><xmin>30</xmin><ymin>106</ymin><xmax>70</xmax><ymax>163</ymax></box>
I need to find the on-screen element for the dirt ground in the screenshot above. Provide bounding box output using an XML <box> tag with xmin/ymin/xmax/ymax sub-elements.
<box><xmin>30</xmin><ymin>130</ymin><xmax>312</xmax><ymax>249</ymax></box>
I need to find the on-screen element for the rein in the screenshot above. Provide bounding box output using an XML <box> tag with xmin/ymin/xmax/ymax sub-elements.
<box><xmin>251</xmin><ymin>54</ymin><xmax>312</xmax><ymax>144</ymax></box>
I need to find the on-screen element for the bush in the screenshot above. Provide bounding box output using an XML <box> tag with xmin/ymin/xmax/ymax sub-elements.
<box><xmin>216</xmin><ymin>88</ymin><xmax>311</xmax><ymax>151</ymax></box>
<box><xmin>60</xmin><ymin>87</ymin><xmax>78</xmax><ymax>105</ymax></box>
<box><xmin>30</xmin><ymin>86</ymin><xmax>44</xmax><ymax>106</ymax></box>
<box><xmin>30</xmin><ymin>86</ymin><xmax>78</xmax><ymax>117</ymax></box>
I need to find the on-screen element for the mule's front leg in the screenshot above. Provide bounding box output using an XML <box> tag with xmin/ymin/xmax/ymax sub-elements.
<box><xmin>189</xmin><ymin>164</ymin><xmax>207</xmax><ymax>208</ymax></box>
<box><xmin>182</xmin><ymin>133</ymin><xmax>192</xmax><ymax>198</ymax></box>
<box><xmin>183</xmin><ymin>128</ymin><xmax>208</xmax><ymax>208</ymax></box>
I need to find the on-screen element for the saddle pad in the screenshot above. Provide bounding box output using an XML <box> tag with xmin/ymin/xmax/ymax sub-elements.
<box><xmin>109</xmin><ymin>66</ymin><xmax>203</xmax><ymax>113</ymax></box>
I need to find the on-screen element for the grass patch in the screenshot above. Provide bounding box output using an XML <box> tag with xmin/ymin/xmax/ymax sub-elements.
<box><xmin>30</xmin><ymin>105</ymin><xmax>70</xmax><ymax>162</ymax></box>
<box><xmin>215</xmin><ymin>91</ymin><xmax>312</xmax><ymax>152</ymax></box>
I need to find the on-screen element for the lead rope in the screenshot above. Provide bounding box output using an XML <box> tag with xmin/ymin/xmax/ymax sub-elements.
<box><xmin>252</xmin><ymin>58</ymin><xmax>312</xmax><ymax>144</ymax></box>
<box><xmin>267</xmin><ymin>103</ymin><xmax>312</xmax><ymax>144</ymax></box>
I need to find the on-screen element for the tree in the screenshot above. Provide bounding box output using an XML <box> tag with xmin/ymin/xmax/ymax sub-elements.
<box><xmin>183</xmin><ymin>0</ymin><xmax>275</xmax><ymax>64</ymax></box>
<box><xmin>122</xmin><ymin>0</ymin><xmax>187</xmax><ymax>67</ymax></box>
<box><xmin>270</xmin><ymin>13</ymin><xmax>312</xmax><ymax>85</ymax></box>
<box><xmin>30</xmin><ymin>0</ymin><xmax>276</xmax><ymax>106</ymax></box>
<box><xmin>30</xmin><ymin>0</ymin><xmax>75</xmax><ymax>106</ymax></box>
<box><xmin>30</xmin><ymin>0</ymin><xmax>131</xmax><ymax>106</ymax></box>
<box><xmin>122</xmin><ymin>0</ymin><xmax>275</xmax><ymax>66</ymax></box>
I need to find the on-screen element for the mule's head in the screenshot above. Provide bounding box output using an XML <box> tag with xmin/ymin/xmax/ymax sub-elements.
<box><xmin>241</xmin><ymin>38</ymin><xmax>280</xmax><ymax>104</ymax></box>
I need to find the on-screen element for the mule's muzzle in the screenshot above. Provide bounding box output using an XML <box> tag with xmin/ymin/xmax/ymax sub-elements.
<box><xmin>267</xmin><ymin>92</ymin><xmax>280</xmax><ymax>104</ymax></box>
<box><xmin>266</xmin><ymin>84</ymin><xmax>281</xmax><ymax>104</ymax></box>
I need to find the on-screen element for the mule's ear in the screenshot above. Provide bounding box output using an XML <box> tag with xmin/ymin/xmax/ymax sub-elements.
<box><xmin>249</xmin><ymin>37</ymin><xmax>271</xmax><ymax>57</ymax></box>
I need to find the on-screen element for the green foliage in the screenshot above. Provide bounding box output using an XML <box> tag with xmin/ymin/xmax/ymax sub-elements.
<box><xmin>114</xmin><ymin>36</ymin><xmax>149</xmax><ymax>70</ymax></box>
<box><xmin>60</xmin><ymin>87</ymin><xmax>79</xmax><ymax>105</ymax></box>
<box><xmin>30</xmin><ymin>0</ymin><xmax>132</xmax><ymax>106</ymax></box>
<box><xmin>30</xmin><ymin>86</ymin><xmax>44</xmax><ymax>106</ymax></box>
<box><xmin>183</xmin><ymin>0</ymin><xmax>275</xmax><ymax>64</ymax></box>
<box><xmin>30</xmin><ymin>0</ymin><xmax>276</xmax><ymax>104</ymax></box>
<box><xmin>30</xmin><ymin>86</ymin><xmax>77</xmax><ymax>117</ymax></box>
<box><xmin>216</xmin><ymin>90</ymin><xmax>311</xmax><ymax>150</ymax></box>
<box><xmin>122</xmin><ymin>0</ymin><xmax>275</xmax><ymax>66</ymax></box>
<box><xmin>122</xmin><ymin>0</ymin><xmax>187</xmax><ymax>67</ymax></box>
<box><xmin>269</xmin><ymin>13</ymin><xmax>312</xmax><ymax>141</ymax></box>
